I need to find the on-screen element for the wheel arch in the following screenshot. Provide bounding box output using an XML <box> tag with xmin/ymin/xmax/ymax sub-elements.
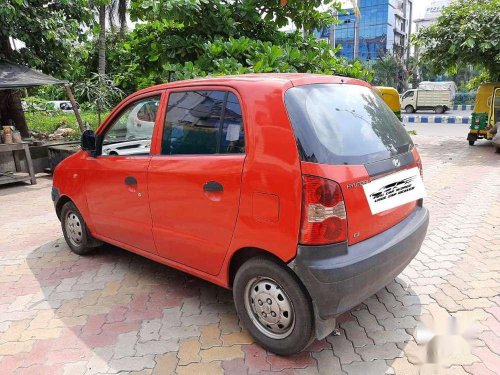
<box><xmin>228</xmin><ymin>247</ymin><xmax>288</xmax><ymax>288</ymax></box>
<box><xmin>55</xmin><ymin>195</ymin><xmax>73</xmax><ymax>220</ymax></box>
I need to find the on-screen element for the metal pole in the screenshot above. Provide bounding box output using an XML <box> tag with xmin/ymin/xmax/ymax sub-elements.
<box><xmin>353</xmin><ymin>16</ymin><xmax>359</xmax><ymax>59</ymax></box>
<box><xmin>329</xmin><ymin>10</ymin><xmax>337</xmax><ymax>49</ymax></box>
<box><xmin>64</xmin><ymin>84</ymin><xmax>85</xmax><ymax>132</ymax></box>
<box><xmin>353</xmin><ymin>0</ymin><xmax>360</xmax><ymax>60</ymax></box>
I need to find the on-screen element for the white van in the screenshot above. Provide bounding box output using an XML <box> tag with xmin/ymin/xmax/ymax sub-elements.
<box><xmin>401</xmin><ymin>89</ymin><xmax>452</xmax><ymax>114</ymax></box>
<box><xmin>47</xmin><ymin>100</ymin><xmax>79</xmax><ymax>112</ymax></box>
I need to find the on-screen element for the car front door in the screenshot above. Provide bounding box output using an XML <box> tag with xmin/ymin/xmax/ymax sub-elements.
<box><xmin>148</xmin><ymin>89</ymin><xmax>246</xmax><ymax>275</ymax></box>
<box><xmin>84</xmin><ymin>93</ymin><xmax>163</xmax><ymax>254</ymax></box>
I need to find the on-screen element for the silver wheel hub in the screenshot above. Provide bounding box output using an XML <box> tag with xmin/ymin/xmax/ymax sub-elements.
<box><xmin>244</xmin><ymin>277</ymin><xmax>295</xmax><ymax>339</ymax></box>
<box><xmin>65</xmin><ymin>212</ymin><xmax>83</xmax><ymax>246</ymax></box>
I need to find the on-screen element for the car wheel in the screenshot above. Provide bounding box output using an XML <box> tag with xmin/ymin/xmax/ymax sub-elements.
<box><xmin>435</xmin><ymin>106</ymin><xmax>444</xmax><ymax>114</ymax></box>
<box><xmin>233</xmin><ymin>256</ymin><xmax>315</xmax><ymax>355</ymax></box>
<box><xmin>61</xmin><ymin>201</ymin><xmax>100</xmax><ymax>255</ymax></box>
<box><xmin>405</xmin><ymin>105</ymin><xmax>415</xmax><ymax>114</ymax></box>
<box><xmin>468</xmin><ymin>140</ymin><xmax>475</xmax><ymax>146</ymax></box>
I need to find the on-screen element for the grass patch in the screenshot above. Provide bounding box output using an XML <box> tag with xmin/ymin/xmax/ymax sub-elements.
<box><xmin>407</xmin><ymin>130</ymin><xmax>417</xmax><ymax>135</ymax></box>
<box><xmin>25</xmin><ymin>111</ymin><xmax>108</xmax><ymax>138</ymax></box>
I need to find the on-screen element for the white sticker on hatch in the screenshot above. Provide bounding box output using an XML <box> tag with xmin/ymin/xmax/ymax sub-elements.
<box><xmin>363</xmin><ymin>167</ymin><xmax>426</xmax><ymax>215</ymax></box>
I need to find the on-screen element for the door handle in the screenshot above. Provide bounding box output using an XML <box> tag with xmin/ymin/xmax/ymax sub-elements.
<box><xmin>124</xmin><ymin>176</ymin><xmax>137</xmax><ymax>186</ymax></box>
<box><xmin>203</xmin><ymin>181</ymin><xmax>223</xmax><ymax>192</ymax></box>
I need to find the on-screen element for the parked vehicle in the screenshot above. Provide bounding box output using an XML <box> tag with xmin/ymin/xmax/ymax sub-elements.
<box><xmin>375</xmin><ymin>86</ymin><xmax>402</xmax><ymax>120</ymax></box>
<box><xmin>491</xmin><ymin>122</ymin><xmax>500</xmax><ymax>153</ymax></box>
<box><xmin>46</xmin><ymin>100</ymin><xmax>79</xmax><ymax>112</ymax></box>
<box><xmin>418</xmin><ymin>81</ymin><xmax>457</xmax><ymax>100</ymax></box>
<box><xmin>467</xmin><ymin>82</ymin><xmax>500</xmax><ymax>146</ymax></box>
<box><xmin>22</xmin><ymin>99</ymin><xmax>79</xmax><ymax>113</ymax></box>
<box><xmin>52</xmin><ymin>74</ymin><xmax>429</xmax><ymax>355</ymax></box>
<box><xmin>401</xmin><ymin>89</ymin><xmax>452</xmax><ymax>114</ymax></box>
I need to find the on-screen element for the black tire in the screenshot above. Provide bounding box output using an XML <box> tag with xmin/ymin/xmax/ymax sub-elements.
<box><xmin>469</xmin><ymin>140</ymin><xmax>475</xmax><ymax>146</ymax></box>
<box><xmin>496</xmin><ymin>147</ymin><xmax>500</xmax><ymax>154</ymax></box>
<box><xmin>61</xmin><ymin>201</ymin><xmax>101</xmax><ymax>255</ymax></box>
<box><xmin>233</xmin><ymin>256</ymin><xmax>315</xmax><ymax>355</ymax></box>
<box><xmin>405</xmin><ymin>105</ymin><xmax>415</xmax><ymax>114</ymax></box>
<box><xmin>435</xmin><ymin>106</ymin><xmax>444</xmax><ymax>114</ymax></box>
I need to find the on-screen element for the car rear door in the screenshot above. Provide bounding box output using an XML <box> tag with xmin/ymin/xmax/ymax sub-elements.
<box><xmin>148</xmin><ymin>88</ymin><xmax>246</xmax><ymax>275</ymax></box>
<box><xmin>84</xmin><ymin>92</ymin><xmax>163</xmax><ymax>253</ymax></box>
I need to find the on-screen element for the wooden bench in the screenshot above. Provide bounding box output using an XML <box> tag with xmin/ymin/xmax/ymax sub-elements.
<box><xmin>0</xmin><ymin>143</ymin><xmax>36</xmax><ymax>185</ymax></box>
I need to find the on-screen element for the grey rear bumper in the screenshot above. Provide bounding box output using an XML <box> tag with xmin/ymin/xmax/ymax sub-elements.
<box><xmin>288</xmin><ymin>206</ymin><xmax>429</xmax><ymax>338</ymax></box>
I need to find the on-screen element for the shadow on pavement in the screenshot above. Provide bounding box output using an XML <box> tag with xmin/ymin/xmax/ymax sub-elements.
<box><xmin>24</xmin><ymin>238</ymin><xmax>424</xmax><ymax>374</ymax></box>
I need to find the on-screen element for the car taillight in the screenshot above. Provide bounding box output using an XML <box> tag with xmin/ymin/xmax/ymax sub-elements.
<box><xmin>416</xmin><ymin>159</ymin><xmax>423</xmax><ymax>178</ymax></box>
<box><xmin>299</xmin><ymin>176</ymin><xmax>347</xmax><ymax>245</ymax></box>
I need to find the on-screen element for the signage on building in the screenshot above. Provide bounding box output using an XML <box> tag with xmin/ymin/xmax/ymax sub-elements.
<box><xmin>423</xmin><ymin>0</ymin><xmax>452</xmax><ymax>21</ymax></box>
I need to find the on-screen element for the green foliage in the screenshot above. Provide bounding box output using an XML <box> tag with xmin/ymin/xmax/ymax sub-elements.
<box><xmin>95</xmin><ymin>0</ymin><xmax>372</xmax><ymax>93</ymax></box>
<box><xmin>22</xmin><ymin>96</ymin><xmax>54</xmax><ymax>112</ymax></box>
<box><xmin>74</xmin><ymin>73</ymin><xmax>125</xmax><ymax>111</ymax></box>
<box><xmin>130</xmin><ymin>0</ymin><xmax>340</xmax><ymax>36</ymax></box>
<box><xmin>3</xmin><ymin>0</ymin><xmax>372</xmax><ymax>109</ymax></box>
<box><xmin>453</xmin><ymin>92</ymin><xmax>475</xmax><ymax>106</ymax></box>
<box><xmin>466</xmin><ymin>71</ymin><xmax>492</xmax><ymax>90</ymax></box>
<box><xmin>413</xmin><ymin>0</ymin><xmax>500</xmax><ymax>81</ymax></box>
<box><xmin>371</xmin><ymin>55</ymin><xmax>406</xmax><ymax>91</ymax></box>
<box><xmin>26</xmin><ymin>111</ymin><xmax>103</xmax><ymax>136</ymax></box>
<box><xmin>0</xmin><ymin>0</ymin><xmax>92</xmax><ymax>76</ymax></box>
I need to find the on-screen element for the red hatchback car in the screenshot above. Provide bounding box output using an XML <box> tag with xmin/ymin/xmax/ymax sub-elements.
<box><xmin>52</xmin><ymin>74</ymin><xmax>429</xmax><ymax>355</ymax></box>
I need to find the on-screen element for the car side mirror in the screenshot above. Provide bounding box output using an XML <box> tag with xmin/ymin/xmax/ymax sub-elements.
<box><xmin>81</xmin><ymin>130</ymin><xmax>96</xmax><ymax>152</ymax></box>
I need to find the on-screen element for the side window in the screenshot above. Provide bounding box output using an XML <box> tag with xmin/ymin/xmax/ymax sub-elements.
<box><xmin>162</xmin><ymin>90</ymin><xmax>245</xmax><ymax>155</ymax></box>
<box><xmin>402</xmin><ymin>91</ymin><xmax>414</xmax><ymax>99</ymax></box>
<box><xmin>220</xmin><ymin>92</ymin><xmax>245</xmax><ymax>154</ymax></box>
<box><xmin>102</xmin><ymin>96</ymin><xmax>160</xmax><ymax>156</ymax></box>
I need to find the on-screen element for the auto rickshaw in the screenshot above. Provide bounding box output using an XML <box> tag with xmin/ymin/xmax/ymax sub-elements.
<box><xmin>467</xmin><ymin>82</ymin><xmax>500</xmax><ymax>145</ymax></box>
<box><xmin>374</xmin><ymin>86</ymin><xmax>402</xmax><ymax>121</ymax></box>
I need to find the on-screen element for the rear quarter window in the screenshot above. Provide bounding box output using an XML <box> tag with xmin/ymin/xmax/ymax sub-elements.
<box><xmin>285</xmin><ymin>84</ymin><xmax>413</xmax><ymax>165</ymax></box>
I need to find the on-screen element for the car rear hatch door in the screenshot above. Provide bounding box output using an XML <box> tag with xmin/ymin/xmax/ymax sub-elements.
<box><xmin>285</xmin><ymin>83</ymin><xmax>425</xmax><ymax>245</ymax></box>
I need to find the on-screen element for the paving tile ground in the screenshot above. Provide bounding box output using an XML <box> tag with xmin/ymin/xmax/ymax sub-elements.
<box><xmin>0</xmin><ymin>136</ymin><xmax>499</xmax><ymax>374</ymax></box>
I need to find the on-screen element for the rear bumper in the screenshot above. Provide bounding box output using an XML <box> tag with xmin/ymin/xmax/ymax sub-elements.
<box><xmin>288</xmin><ymin>206</ymin><xmax>429</xmax><ymax>336</ymax></box>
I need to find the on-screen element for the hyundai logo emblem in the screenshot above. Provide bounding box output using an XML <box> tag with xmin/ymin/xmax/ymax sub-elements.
<box><xmin>392</xmin><ymin>159</ymin><xmax>401</xmax><ymax>167</ymax></box>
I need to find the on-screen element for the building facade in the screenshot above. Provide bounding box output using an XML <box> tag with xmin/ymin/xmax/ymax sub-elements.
<box><xmin>413</xmin><ymin>0</ymin><xmax>452</xmax><ymax>61</ymax></box>
<box><xmin>315</xmin><ymin>0</ymin><xmax>413</xmax><ymax>64</ymax></box>
<box><xmin>414</xmin><ymin>0</ymin><xmax>452</xmax><ymax>32</ymax></box>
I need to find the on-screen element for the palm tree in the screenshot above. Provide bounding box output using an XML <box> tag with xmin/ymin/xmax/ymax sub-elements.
<box><xmin>98</xmin><ymin>4</ymin><xmax>106</xmax><ymax>76</ymax></box>
<box><xmin>97</xmin><ymin>0</ymin><xmax>128</xmax><ymax>76</ymax></box>
<box><xmin>108</xmin><ymin>0</ymin><xmax>129</xmax><ymax>36</ymax></box>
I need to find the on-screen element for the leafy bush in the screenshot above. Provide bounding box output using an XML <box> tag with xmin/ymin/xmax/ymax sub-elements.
<box><xmin>453</xmin><ymin>92</ymin><xmax>475</xmax><ymax>106</ymax></box>
<box><xmin>25</xmin><ymin>111</ymin><xmax>105</xmax><ymax>137</ymax></box>
<box><xmin>413</xmin><ymin>0</ymin><xmax>500</xmax><ymax>81</ymax></box>
<box><xmin>68</xmin><ymin>0</ymin><xmax>372</xmax><ymax>96</ymax></box>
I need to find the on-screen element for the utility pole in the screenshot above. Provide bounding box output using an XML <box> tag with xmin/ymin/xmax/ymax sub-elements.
<box><xmin>329</xmin><ymin>9</ymin><xmax>337</xmax><ymax>49</ymax></box>
<box><xmin>353</xmin><ymin>16</ymin><xmax>359</xmax><ymax>59</ymax></box>
<box><xmin>352</xmin><ymin>0</ymin><xmax>360</xmax><ymax>60</ymax></box>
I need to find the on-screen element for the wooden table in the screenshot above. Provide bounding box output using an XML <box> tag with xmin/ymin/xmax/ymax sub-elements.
<box><xmin>0</xmin><ymin>143</ymin><xmax>36</xmax><ymax>185</ymax></box>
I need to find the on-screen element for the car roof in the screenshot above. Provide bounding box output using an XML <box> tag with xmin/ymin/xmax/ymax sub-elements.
<box><xmin>133</xmin><ymin>73</ymin><xmax>370</xmax><ymax>96</ymax></box>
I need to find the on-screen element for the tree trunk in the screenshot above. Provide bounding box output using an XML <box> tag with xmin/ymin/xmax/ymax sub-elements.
<box><xmin>0</xmin><ymin>90</ymin><xmax>30</xmax><ymax>139</ymax></box>
<box><xmin>65</xmin><ymin>85</ymin><xmax>85</xmax><ymax>132</ymax></box>
<box><xmin>0</xmin><ymin>37</ymin><xmax>30</xmax><ymax>138</ymax></box>
<box><xmin>118</xmin><ymin>0</ymin><xmax>128</xmax><ymax>37</ymax></box>
<box><xmin>98</xmin><ymin>5</ymin><xmax>106</xmax><ymax>77</ymax></box>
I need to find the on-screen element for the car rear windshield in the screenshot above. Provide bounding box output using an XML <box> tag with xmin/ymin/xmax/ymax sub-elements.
<box><xmin>285</xmin><ymin>84</ymin><xmax>413</xmax><ymax>165</ymax></box>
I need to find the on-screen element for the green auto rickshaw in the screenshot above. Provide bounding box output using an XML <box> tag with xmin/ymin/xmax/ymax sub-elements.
<box><xmin>467</xmin><ymin>82</ymin><xmax>500</xmax><ymax>145</ymax></box>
